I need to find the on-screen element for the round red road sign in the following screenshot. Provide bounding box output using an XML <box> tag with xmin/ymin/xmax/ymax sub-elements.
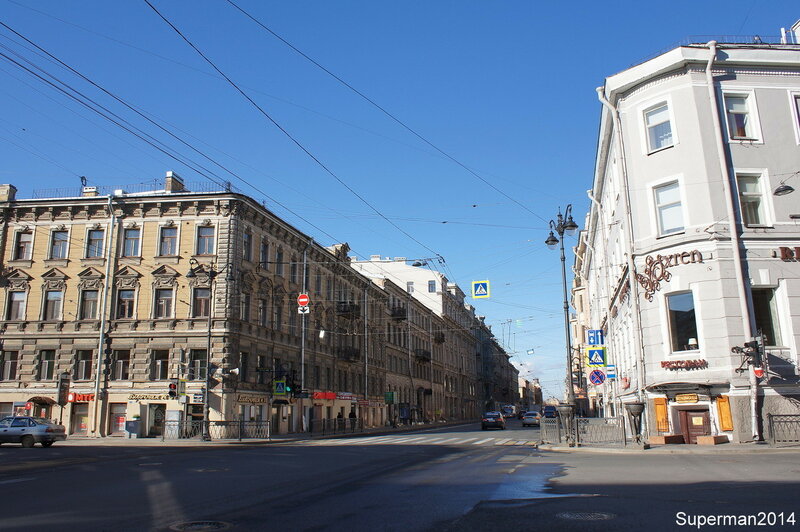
<box><xmin>297</xmin><ymin>293</ymin><xmax>310</xmax><ymax>306</ymax></box>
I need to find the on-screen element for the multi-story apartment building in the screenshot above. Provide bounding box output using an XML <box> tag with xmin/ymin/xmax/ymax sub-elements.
<box><xmin>577</xmin><ymin>25</ymin><xmax>800</xmax><ymax>444</ymax></box>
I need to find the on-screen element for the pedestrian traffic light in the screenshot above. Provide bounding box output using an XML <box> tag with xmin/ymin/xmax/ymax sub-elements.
<box><xmin>103</xmin><ymin>334</ymin><xmax>113</xmax><ymax>356</ymax></box>
<box><xmin>168</xmin><ymin>379</ymin><xmax>178</xmax><ymax>398</ymax></box>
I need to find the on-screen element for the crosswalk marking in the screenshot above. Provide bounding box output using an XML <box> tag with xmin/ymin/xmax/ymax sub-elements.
<box><xmin>493</xmin><ymin>438</ymin><xmax>511</xmax><ymax>445</ymax></box>
<box><xmin>299</xmin><ymin>435</ymin><xmax>534</xmax><ymax>447</ymax></box>
<box><xmin>473</xmin><ymin>438</ymin><xmax>494</xmax><ymax>445</ymax></box>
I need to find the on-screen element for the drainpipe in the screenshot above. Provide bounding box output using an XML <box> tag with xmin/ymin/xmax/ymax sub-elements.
<box><xmin>596</xmin><ymin>88</ymin><xmax>649</xmax><ymax>428</ymax></box>
<box><xmin>703</xmin><ymin>41</ymin><xmax>759</xmax><ymax>441</ymax></box>
<box><xmin>92</xmin><ymin>195</ymin><xmax>117</xmax><ymax>437</ymax></box>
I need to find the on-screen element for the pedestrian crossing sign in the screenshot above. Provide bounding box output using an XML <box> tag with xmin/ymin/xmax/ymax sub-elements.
<box><xmin>472</xmin><ymin>280</ymin><xmax>490</xmax><ymax>299</ymax></box>
<box><xmin>273</xmin><ymin>379</ymin><xmax>287</xmax><ymax>396</ymax></box>
<box><xmin>585</xmin><ymin>347</ymin><xmax>606</xmax><ymax>367</ymax></box>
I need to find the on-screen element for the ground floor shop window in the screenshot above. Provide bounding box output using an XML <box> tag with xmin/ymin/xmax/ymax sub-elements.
<box><xmin>108</xmin><ymin>403</ymin><xmax>127</xmax><ymax>435</ymax></box>
<box><xmin>0</xmin><ymin>402</ymin><xmax>11</xmax><ymax>418</ymax></box>
<box><xmin>71</xmin><ymin>403</ymin><xmax>89</xmax><ymax>435</ymax></box>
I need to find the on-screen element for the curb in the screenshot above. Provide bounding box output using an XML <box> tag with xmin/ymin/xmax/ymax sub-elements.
<box><xmin>537</xmin><ymin>443</ymin><xmax>800</xmax><ymax>454</ymax></box>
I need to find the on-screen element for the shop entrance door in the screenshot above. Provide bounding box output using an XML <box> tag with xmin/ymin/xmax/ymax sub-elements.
<box><xmin>680</xmin><ymin>410</ymin><xmax>711</xmax><ymax>444</ymax></box>
<box><xmin>148</xmin><ymin>404</ymin><xmax>166</xmax><ymax>437</ymax></box>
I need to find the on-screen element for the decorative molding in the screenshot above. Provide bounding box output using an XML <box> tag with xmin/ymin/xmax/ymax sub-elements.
<box><xmin>115</xmin><ymin>266</ymin><xmax>141</xmax><ymax>289</ymax></box>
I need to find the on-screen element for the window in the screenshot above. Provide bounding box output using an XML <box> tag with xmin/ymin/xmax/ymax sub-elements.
<box><xmin>258</xmin><ymin>298</ymin><xmax>268</xmax><ymax>327</ymax></box>
<box><xmin>737</xmin><ymin>174</ymin><xmax>766</xmax><ymax>226</ymax></box>
<box><xmin>752</xmin><ymin>288</ymin><xmax>782</xmax><ymax>346</ymax></box>
<box><xmin>122</xmin><ymin>228</ymin><xmax>140</xmax><ymax>257</ymax></box>
<box><xmin>257</xmin><ymin>356</ymin><xmax>267</xmax><ymax>384</ymax></box>
<box><xmin>154</xmin><ymin>289</ymin><xmax>173</xmax><ymax>318</ymax></box>
<box><xmin>86</xmin><ymin>229</ymin><xmax>104</xmax><ymax>258</ymax></box>
<box><xmin>159</xmin><ymin>227</ymin><xmax>178</xmax><ymax>256</ymax></box>
<box><xmin>260</xmin><ymin>241</ymin><xmax>269</xmax><ymax>269</ymax></box>
<box><xmin>196</xmin><ymin>226</ymin><xmax>215</xmax><ymax>255</ymax></box>
<box><xmin>654</xmin><ymin>182</ymin><xmax>684</xmax><ymax>235</ymax></box>
<box><xmin>74</xmin><ymin>350</ymin><xmax>93</xmax><ymax>380</ymax></box>
<box><xmin>43</xmin><ymin>290</ymin><xmax>63</xmax><ymax>320</ymax></box>
<box><xmin>1</xmin><ymin>351</ymin><xmax>19</xmax><ymax>381</ymax></box>
<box><xmin>290</xmin><ymin>259</ymin><xmax>298</xmax><ymax>284</ymax></box>
<box><xmin>407</xmin><ymin>281</ymin><xmax>414</xmax><ymax>294</ymax></box>
<box><xmin>111</xmin><ymin>350</ymin><xmax>130</xmax><ymax>380</ymax></box>
<box><xmin>428</xmin><ymin>280</ymin><xmax>436</xmax><ymax>293</ymax></box>
<box><xmin>152</xmin><ymin>350</ymin><xmax>169</xmax><ymax>380</ymax></box>
<box><xmin>38</xmin><ymin>350</ymin><xmax>55</xmax><ymax>380</ymax></box>
<box><xmin>795</xmin><ymin>95</ymin><xmax>800</xmax><ymax>129</ymax></box>
<box><xmin>6</xmin><ymin>291</ymin><xmax>26</xmax><ymax>320</ymax></box>
<box><xmin>240</xmin><ymin>353</ymin><xmax>249</xmax><ymax>383</ymax></box>
<box><xmin>241</xmin><ymin>293</ymin><xmax>251</xmax><ymax>321</ymax></box>
<box><xmin>645</xmin><ymin>103</ymin><xmax>673</xmax><ymax>152</ymax></box>
<box><xmin>80</xmin><ymin>290</ymin><xmax>99</xmax><ymax>320</ymax></box>
<box><xmin>315</xmin><ymin>271</ymin><xmax>322</xmax><ymax>294</ymax></box>
<box><xmin>13</xmin><ymin>231</ymin><xmax>32</xmax><ymax>260</ymax></box>
<box><xmin>192</xmin><ymin>288</ymin><xmax>211</xmax><ymax>318</ymax></box>
<box><xmin>116</xmin><ymin>290</ymin><xmax>135</xmax><ymax>318</ymax></box>
<box><xmin>189</xmin><ymin>349</ymin><xmax>207</xmax><ymax>380</ymax></box>
<box><xmin>50</xmin><ymin>230</ymin><xmax>68</xmax><ymax>259</ymax></box>
<box><xmin>243</xmin><ymin>231</ymin><xmax>252</xmax><ymax>261</ymax></box>
<box><xmin>725</xmin><ymin>95</ymin><xmax>755</xmax><ymax>139</ymax></box>
<box><xmin>666</xmin><ymin>292</ymin><xmax>699</xmax><ymax>352</ymax></box>
<box><xmin>275</xmin><ymin>249</ymin><xmax>284</xmax><ymax>276</ymax></box>
<box><xmin>274</xmin><ymin>301</ymin><xmax>283</xmax><ymax>330</ymax></box>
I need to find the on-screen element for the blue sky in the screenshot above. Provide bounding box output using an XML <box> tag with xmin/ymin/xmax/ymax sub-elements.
<box><xmin>1</xmin><ymin>1</ymin><xmax>798</xmax><ymax>400</ymax></box>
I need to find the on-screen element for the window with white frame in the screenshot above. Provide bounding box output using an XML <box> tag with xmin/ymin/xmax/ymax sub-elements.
<box><xmin>6</xmin><ymin>291</ymin><xmax>26</xmax><ymax>320</ymax></box>
<box><xmin>724</xmin><ymin>94</ymin><xmax>756</xmax><ymax>140</ymax></box>
<box><xmin>736</xmin><ymin>173</ymin><xmax>767</xmax><ymax>226</ymax></box>
<box><xmin>795</xmin><ymin>95</ymin><xmax>800</xmax><ymax>130</ymax></box>
<box><xmin>275</xmin><ymin>249</ymin><xmax>284</xmax><ymax>276</ymax></box>
<box><xmin>196</xmin><ymin>226</ymin><xmax>215</xmax><ymax>255</ymax></box>
<box><xmin>259</xmin><ymin>240</ymin><xmax>269</xmax><ymax>269</ymax></box>
<box><xmin>159</xmin><ymin>226</ymin><xmax>178</xmax><ymax>256</ymax></box>
<box><xmin>654</xmin><ymin>181</ymin><xmax>684</xmax><ymax>235</ymax></box>
<box><xmin>151</xmin><ymin>350</ymin><xmax>169</xmax><ymax>380</ymax></box>
<box><xmin>644</xmin><ymin>103</ymin><xmax>673</xmax><ymax>152</ymax></box>
<box><xmin>111</xmin><ymin>350</ymin><xmax>130</xmax><ymax>380</ymax></box>
<box><xmin>37</xmin><ymin>350</ymin><xmax>55</xmax><ymax>380</ymax></box>
<box><xmin>86</xmin><ymin>229</ymin><xmax>104</xmax><ymax>258</ymax></box>
<box><xmin>79</xmin><ymin>290</ymin><xmax>99</xmax><ymax>320</ymax></box>
<box><xmin>243</xmin><ymin>230</ymin><xmax>252</xmax><ymax>261</ymax></box>
<box><xmin>192</xmin><ymin>288</ymin><xmax>210</xmax><ymax>318</ymax></box>
<box><xmin>116</xmin><ymin>289</ymin><xmax>135</xmax><ymax>318</ymax></box>
<box><xmin>154</xmin><ymin>289</ymin><xmax>173</xmax><ymax>318</ymax></box>
<box><xmin>74</xmin><ymin>350</ymin><xmax>93</xmax><ymax>380</ymax></box>
<box><xmin>428</xmin><ymin>280</ymin><xmax>436</xmax><ymax>293</ymax></box>
<box><xmin>666</xmin><ymin>292</ymin><xmax>699</xmax><ymax>352</ymax></box>
<box><xmin>240</xmin><ymin>292</ymin><xmax>251</xmax><ymax>321</ymax></box>
<box><xmin>122</xmin><ymin>228</ymin><xmax>140</xmax><ymax>257</ymax></box>
<box><xmin>189</xmin><ymin>349</ymin><xmax>207</xmax><ymax>380</ymax></box>
<box><xmin>13</xmin><ymin>231</ymin><xmax>32</xmax><ymax>260</ymax></box>
<box><xmin>43</xmin><ymin>290</ymin><xmax>63</xmax><ymax>320</ymax></box>
<box><xmin>0</xmin><ymin>351</ymin><xmax>19</xmax><ymax>381</ymax></box>
<box><xmin>752</xmin><ymin>288</ymin><xmax>782</xmax><ymax>346</ymax></box>
<box><xmin>50</xmin><ymin>230</ymin><xmax>68</xmax><ymax>259</ymax></box>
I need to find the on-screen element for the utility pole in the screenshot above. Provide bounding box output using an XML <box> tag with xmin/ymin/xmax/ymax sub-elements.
<box><xmin>92</xmin><ymin>194</ymin><xmax>116</xmax><ymax>437</ymax></box>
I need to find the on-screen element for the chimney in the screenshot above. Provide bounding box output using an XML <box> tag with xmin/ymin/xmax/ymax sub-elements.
<box><xmin>82</xmin><ymin>186</ymin><xmax>98</xmax><ymax>197</ymax></box>
<box><xmin>165</xmin><ymin>171</ymin><xmax>185</xmax><ymax>193</ymax></box>
<box><xmin>0</xmin><ymin>184</ymin><xmax>17</xmax><ymax>202</ymax></box>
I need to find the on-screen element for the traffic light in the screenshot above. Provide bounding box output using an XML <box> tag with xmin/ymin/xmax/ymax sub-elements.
<box><xmin>168</xmin><ymin>379</ymin><xmax>178</xmax><ymax>398</ymax></box>
<box><xmin>103</xmin><ymin>334</ymin><xmax>113</xmax><ymax>356</ymax></box>
<box><xmin>57</xmin><ymin>372</ymin><xmax>71</xmax><ymax>406</ymax></box>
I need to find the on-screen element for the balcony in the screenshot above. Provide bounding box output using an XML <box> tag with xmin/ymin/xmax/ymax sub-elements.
<box><xmin>336</xmin><ymin>346</ymin><xmax>361</xmax><ymax>362</ymax></box>
<box><xmin>389</xmin><ymin>306</ymin><xmax>407</xmax><ymax>320</ymax></box>
<box><xmin>336</xmin><ymin>301</ymin><xmax>361</xmax><ymax>318</ymax></box>
<box><xmin>433</xmin><ymin>332</ymin><xmax>445</xmax><ymax>344</ymax></box>
<box><xmin>414</xmin><ymin>348</ymin><xmax>432</xmax><ymax>362</ymax></box>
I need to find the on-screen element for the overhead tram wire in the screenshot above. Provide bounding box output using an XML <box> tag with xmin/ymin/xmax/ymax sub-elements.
<box><xmin>224</xmin><ymin>0</ymin><xmax>549</xmax><ymax>225</ymax></box>
<box><xmin>142</xmin><ymin>0</ymin><xmax>444</xmax><ymax>263</ymax></box>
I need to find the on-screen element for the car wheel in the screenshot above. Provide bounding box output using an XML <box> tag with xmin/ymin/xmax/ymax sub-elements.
<box><xmin>41</xmin><ymin>441</ymin><xmax>54</xmax><ymax>448</ymax></box>
<box><xmin>21</xmin><ymin>435</ymin><xmax>35</xmax><ymax>448</ymax></box>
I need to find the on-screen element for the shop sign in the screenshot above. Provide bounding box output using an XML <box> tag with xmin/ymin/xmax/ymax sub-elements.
<box><xmin>357</xmin><ymin>400</ymin><xmax>370</xmax><ymax>406</ymax></box>
<box><xmin>67</xmin><ymin>393</ymin><xmax>95</xmax><ymax>402</ymax></box>
<box><xmin>236</xmin><ymin>393</ymin><xmax>269</xmax><ymax>404</ymax></box>
<box><xmin>778</xmin><ymin>247</ymin><xmax>800</xmax><ymax>261</ymax></box>
<box><xmin>637</xmin><ymin>250</ymin><xmax>704</xmax><ymax>302</ymax></box>
<box><xmin>675</xmin><ymin>393</ymin><xmax>699</xmax><ymax>404</ymax></box>
<box><xmin>191</xmin><ymin>393</ymin><xmax>204</xmax><ymax>404</ymax></box>
<box><xmin>661</xmin><ymin>359</ymin><xmax>708</xmax><ymax>370</ymax></box>
<box><xmin>128</xmin><ymin>393</ymin><xmax>171</xmax><ymax>401</ymax></box>
<box><xmin>336</xmin><ymin>392</ymin><xmax>356</xmax><ymax>401</ymax></box>
<box><xmin>312</xmin><ymin>391</ymin><xmax>336</xmax><ymax>400</ymax></box>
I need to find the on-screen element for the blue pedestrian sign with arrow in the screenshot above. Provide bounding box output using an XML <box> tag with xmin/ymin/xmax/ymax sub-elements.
<box><xmin>587</xmin><ymin>329</ymin><xmax>604</xmax><ymax>346</ymax></box>
<box><xmin>589</xmin><ymin>370</ymin><xmax>606</xmax><ymax>385</ymax></box>
<box><xmin>586</xmin><ymin>347</ymin><xmax>606</xmax><ymax>367</ymax></box>
<box><xmin>273</xmin><ymin>379</ymin><xmax>287</xmax><ymax>396</ymax></box>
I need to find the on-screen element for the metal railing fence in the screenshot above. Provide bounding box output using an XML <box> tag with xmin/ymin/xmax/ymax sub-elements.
<box><xmin>539</xmin><ymin>418</ymin><xmax>561</xmax><ymax>444</ymax></box>
<box><xmin>310</xmin><ymin>417</ymin><xmax>364</xmax><ymax>436</ymax></box>
<box><xmin>161</xmin><ymin>420</ymin><xmax>270</xmax><ymax>441</ymax></box>
<box><xmin>767</xmin><ymin>414</ymin><xmax>800</xmax><ymax>447</ymax></box>
<box><xmin>575</xmin><ymin>416</ymin><xmax>626</xmax><ymax>446</ymax></box>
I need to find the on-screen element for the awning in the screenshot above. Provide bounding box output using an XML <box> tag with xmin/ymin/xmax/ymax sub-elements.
<box><xmin>272</xmin><ymin>399</ymin><xmax>290</xmax><ymax>405</ymax></box>
<box><xmin>645</xmin><ymin>382</ymin><xmax>727</xmax><ymax>394</ymax></box>
<box><xmin>27</xmin><ymin>396</ymin><xmax>57</xmax><ymax>405</ymax></box>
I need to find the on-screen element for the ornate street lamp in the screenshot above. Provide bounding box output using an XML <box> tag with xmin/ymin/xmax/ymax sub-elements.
<box><xmin>545</xmin><ymin>205</ymin><xmax>579</xmax><ymax>445</ymax></box>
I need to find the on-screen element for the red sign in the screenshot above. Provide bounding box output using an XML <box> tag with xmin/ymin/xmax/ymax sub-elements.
<box><xmin>312</xmin><ymin>391</ymin><xmax>336</xmax><ymax>400</ymax></box>
<box><xmin>754</xmin><ymin>367</ymin><xmax>765</xmax><ymax>378</ymax></box>
<box><xmin>297</xmin><ymin>293</ymin><xmax>310</xmax><ymax>306</ymax></box>
<box><xmin>68</xmin><ymin>393</ymin><xmax>95</xmax><ymax>402</ymax></box>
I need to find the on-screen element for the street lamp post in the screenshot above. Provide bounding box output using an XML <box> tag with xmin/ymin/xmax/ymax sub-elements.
<box><xmin>545</xmin><ymin>205</ymin><xmax>579</xmax><ymax>443</ymax></box>
<box><xmin>186</xmin><ymin>260</ymin><xmax>233</xmax><ymax>441</ymax></box>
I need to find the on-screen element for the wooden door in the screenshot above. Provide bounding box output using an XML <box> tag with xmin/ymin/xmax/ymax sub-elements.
<box><xmin>679</xmin><ymin>410</ymin><xmax>711</xmax><ymax>444</ymax></box>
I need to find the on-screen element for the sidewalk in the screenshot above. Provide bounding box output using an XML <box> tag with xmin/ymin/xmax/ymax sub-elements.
<box><xmin>537</xmin><ymin>441</ymin><xmax>800</xmax><ymax>454</ymax></box>
<box><xmin>57</xmin><ymin>421</ymin><xmax>468</xmax><ymax>447</ymax></box>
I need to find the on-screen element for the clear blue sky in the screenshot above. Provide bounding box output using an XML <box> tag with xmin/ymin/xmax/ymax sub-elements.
<box><xmin>1</xmin><ymin>1</ymin><xmax>797</xmax><ymax>400</ymax></box>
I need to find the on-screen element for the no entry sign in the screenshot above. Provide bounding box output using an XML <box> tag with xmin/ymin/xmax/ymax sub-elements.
<box><xmin>297</xmin><ymin>293</ymin><xmax>310</xmax><ymax>306</ymax></box>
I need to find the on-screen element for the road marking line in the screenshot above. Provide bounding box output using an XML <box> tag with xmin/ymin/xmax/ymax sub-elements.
<box><xmin>473</xmin><ymin>438</ymin><xmax>494</xmax><ymax>445</ymax></box>
<box><xmin>0</xmin><ymin>477</ymin><xmax>36</xmax><ymax>485</ymax></box>
<box><xmin>493</xmin><ymin>439</ymin><xmax>511</xmax><ymax>445</ymax></box>
<box><xmin>454</xmin><ymin>438</ymin><xmax>477</xmax><ymax>444</ymax></box>
<box><xmin>432</xmin><ymin>438</ymin><xmax>460</xmax><ymax>444</ymax></box>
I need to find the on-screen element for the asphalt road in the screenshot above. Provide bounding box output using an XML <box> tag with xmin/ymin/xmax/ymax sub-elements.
<box><xmin>1</xmin><ymin>420</ymin><xmax>798</xmax><ymax>532</ymax></box>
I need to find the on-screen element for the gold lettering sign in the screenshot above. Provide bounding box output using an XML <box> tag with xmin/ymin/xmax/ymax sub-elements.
<box><xmin>636</xmin><ymin>250</ymin><xmax>704</xmax><ymax>302</ymax></box>
<box><xmin>128</xmin><ymin>394</ymin><xmax>171</xmax><ymax>401</ymax></box>
<box><xmin>675</xmin><ymin>393</ymin><xmax>699</xmax><ymax>404</ymax></box>
<box><xmin>236</xmin><ymin>394</ymin><xmax>270</xmax><ymax>404</ymax></box>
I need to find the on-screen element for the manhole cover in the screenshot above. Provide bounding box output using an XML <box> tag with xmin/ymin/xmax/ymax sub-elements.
<box><xmin>557</xmin><ymin>512</ymin><xmax>616</xmax><ymax>521</ymax></box>
<box><xmin>169</xmin><ymin>521</ymin><xmax>232</xmax><ymax>531</ymax></box>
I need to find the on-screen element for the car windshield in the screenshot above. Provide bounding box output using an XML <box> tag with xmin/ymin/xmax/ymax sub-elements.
<box><xmin>484</xmin><ymin>413</ymin><xmax>501</xmax><ymax>418</ymax></box>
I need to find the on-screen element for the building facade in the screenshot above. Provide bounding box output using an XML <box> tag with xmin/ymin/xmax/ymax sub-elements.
<box><xmin>578</xmin><ymin>29</ymin><xmax>800</xmax><ymax>443</ymax></box>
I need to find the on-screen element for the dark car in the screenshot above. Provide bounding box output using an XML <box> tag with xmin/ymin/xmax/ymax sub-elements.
<box><xmin>542</xmin><ymin>406</ymin><xmax>557</xmax><ymax>418</ymax></box>
<box><xmin>0</xmin><ymin>416</ymin><xmax>67</xmax><ymax>448</ymax></box>
<box><xmin>481</xmin><ymin>412</ymin><xmax>506</xmax><ymax>431</ymax></box>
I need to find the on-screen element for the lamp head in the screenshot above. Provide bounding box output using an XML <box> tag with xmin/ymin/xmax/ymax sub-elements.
<box><xmin>185</xmin><ymin>268</ymin><xmax>197</xmax><ymax>279</ymax></box>
<box><xmin>563</xmin><ymin>215</ymin><xmax>579</xmax><ymax>236</ymax></box>
<box><xmin>773</xmin><ymin>183</ymin><xmax>795</xmax><ymax>196</ymax></box>
<box><xmin>545</xmin><ymin>231</ymin><xmax>559</xmax><ymax>249</ymax></box>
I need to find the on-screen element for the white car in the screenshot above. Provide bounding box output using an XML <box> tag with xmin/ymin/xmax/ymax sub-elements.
<box><xmin>521</xmin><ymin>412</ymin><xmax>541</xmax><ymax>427</ymax></box>
<box><xmin>0</xmin><ymin>416</ymin><xmax>67</xmax><ymax>447</ymax></box>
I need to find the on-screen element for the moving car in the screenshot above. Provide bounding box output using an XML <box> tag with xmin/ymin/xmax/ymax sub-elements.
<box><xmin>542</xmin><ymin>406</ymin><xmax>558</xmax><ymax>418</ymax></box>
<box><xmin>521</xmin><ymin>412</ymin><xmax>541</xmax><ymax>427</ymax></box>
<box><xmin>481</xmin><ymin>412</ymin><xmax>506</xmax><ymax>430</ymax></box>
<box><xmin>0</xmin><ymin>416</ymin><xmax>67</xmax><ymax>448</ymax></box>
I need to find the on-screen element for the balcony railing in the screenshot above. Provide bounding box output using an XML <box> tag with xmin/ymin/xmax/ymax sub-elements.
<box><xmin>414</xmin><ymin>348</ymin><xmax>432</xmax><ymax>362</ymax></box>
<box><xmin>389</xmin><ymin>306</ymin><xmax>407</xmax><ymax>319</ymax></box>
<box><xmin>336</xmin><ymin>301</ymin><xmax>361</xmax><ymax>318</ymax></box>
<box><xmin>336</xmin><ymin>346</ymin><xmax>361</xmax><ymax>362</ymax></box>
<box><xmin>433</xmin><ymin>332</ymin><xmax>445</xmax><ymax>344</ymax></box>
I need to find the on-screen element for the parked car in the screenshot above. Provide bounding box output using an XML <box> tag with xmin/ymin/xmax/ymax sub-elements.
<box><xmin>521</xmin><ymin>412</ymin><xmax>541</xmax><ymax>427</ymax></box>
<box><xmin>542</xmin><ymin>406</ymin><xmax>558</xmax><ymax>418</ymax></box>
<box><xmin>481</xmin><ymin>412</ymin><xmax>506</xmax><ymax>430</ymax></box>
<box><xmin>0</xmin><ymin>416</ymin><xmax>67</xmax><ymax>448</ymax></box>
